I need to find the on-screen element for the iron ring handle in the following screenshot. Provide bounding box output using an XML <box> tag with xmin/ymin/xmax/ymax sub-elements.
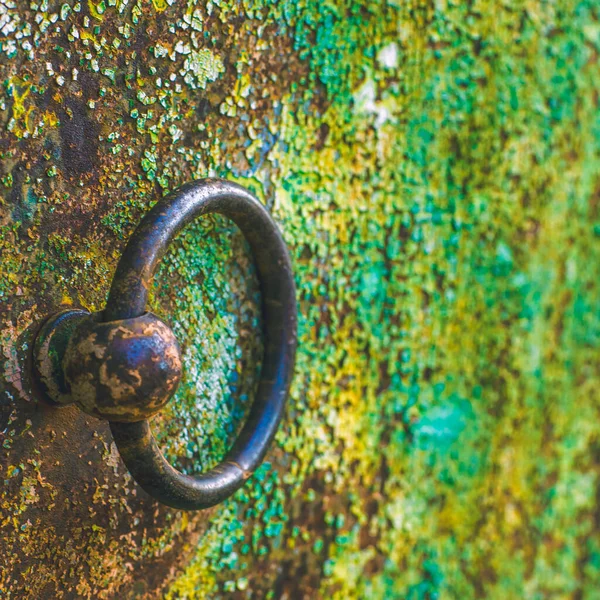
<box><xmin>33</xmin><ymin>179</ymin><xmax>297</xmax><ymax>510</ymax></box>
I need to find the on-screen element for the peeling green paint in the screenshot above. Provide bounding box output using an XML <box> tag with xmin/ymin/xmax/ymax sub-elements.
<box><xmin>0</xmin><ymin>0</ymin><xmax>599</xmax><ymax>598</ymax></box>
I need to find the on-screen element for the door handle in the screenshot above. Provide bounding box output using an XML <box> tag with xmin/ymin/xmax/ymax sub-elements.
<box><xmin>32</xmin><ymin>179</ymin><xmax>297</xmax><ymax>510</ymax></box>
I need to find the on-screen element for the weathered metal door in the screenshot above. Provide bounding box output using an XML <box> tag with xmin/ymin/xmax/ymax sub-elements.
<box><xmin>1</xmin><ymin>0</ymin><xmax>599</xmax><ymax>598</ymax></box>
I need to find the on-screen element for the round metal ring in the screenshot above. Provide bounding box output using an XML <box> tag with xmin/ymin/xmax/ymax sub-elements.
<box><xmin>106</xmin><ymin>179</ymin><xmax>297</xmax><ymax>510</ymax></box>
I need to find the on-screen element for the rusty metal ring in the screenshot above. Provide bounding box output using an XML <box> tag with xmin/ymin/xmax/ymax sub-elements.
<box><xmin>33</xmin><ymin>179</ymin><xmax>297</xmax><ymax>510</ymax></box>
<box><xmin>107</xmin><ymin>179</ymin><xmax>297</xmax><ymax>510</ymax></box>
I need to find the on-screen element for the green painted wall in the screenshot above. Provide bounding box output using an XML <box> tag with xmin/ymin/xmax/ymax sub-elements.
<box><xmin>0</xmin><ymin>0</ymin><xmax>599</xmax><ymax>598</ymax></box>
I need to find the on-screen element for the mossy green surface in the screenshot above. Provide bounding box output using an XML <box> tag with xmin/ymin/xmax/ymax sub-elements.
<box><xmin>0</xmin><ymin>0</ymin><xmax>599</xmax><ymax>598</ymax></box>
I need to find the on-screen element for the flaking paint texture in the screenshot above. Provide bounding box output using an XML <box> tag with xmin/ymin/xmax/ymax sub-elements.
<box><xmin>0</xmin><ymin>0</ymin><xmax>599</xmax><ymax>598</ymax></box>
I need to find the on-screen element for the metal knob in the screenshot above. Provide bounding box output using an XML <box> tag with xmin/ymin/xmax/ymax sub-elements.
<box><xmin>32</xmin><ymin>179</ymin><xmax>297</xmax><ymax>510</ymax></box>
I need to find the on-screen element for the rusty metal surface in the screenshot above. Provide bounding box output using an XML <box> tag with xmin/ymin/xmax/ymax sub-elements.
<box><xmin>1</xmin><ymin>0</ymin><xmax>599</xmax><ymax>599</ymax></box>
